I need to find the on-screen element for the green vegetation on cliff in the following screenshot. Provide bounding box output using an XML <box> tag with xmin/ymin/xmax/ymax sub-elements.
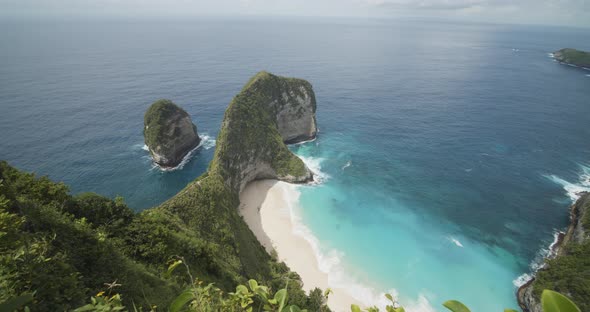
<box><xmin>144</xmin><ymin>99</ymin><xmax>192</xmax><ymax>149</ymax></box>
<box><xmin>144</xmin><ymin>99</ymin><xmax>201</xmax><ymax>167</ymax></box>
<box><xmin>210</xmin><ymin>71</ymin><xmax>311</xmax><ymax>191</ymax></box>
<box><xmin>529</xmin><ymin>194</ymin><xmax>590</xmax><ymax>311</ymax></box>
<box><xmin>0</xmin><ymin>158</ymin><xmax>322</xmax><ymax>311</ymax></box>
<box><xmin>554</xmin><ymin>48</ymin><xmax>590</xmax><ymax>68</ymax></box>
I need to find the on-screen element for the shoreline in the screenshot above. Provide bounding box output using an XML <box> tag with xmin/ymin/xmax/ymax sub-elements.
<box><xmin>239</xmin><ymin>179</ymin><xmax>364</xmax><ymax>312</ymax></box>
<box><xmin>516</xmin><ymin>192</ymin><xmax>589</xmax><ymax>311</ymax></box>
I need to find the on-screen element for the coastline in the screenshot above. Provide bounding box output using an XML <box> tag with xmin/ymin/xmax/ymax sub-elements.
<box><xmin>516</xmin><ymin>192</ymin><xmax>589</xmax><ymax>311</ymax></box>
<box><xmin>239</xmin><ymin>179</ymin><xmax>363</xmax><ymax>312</ymax></box>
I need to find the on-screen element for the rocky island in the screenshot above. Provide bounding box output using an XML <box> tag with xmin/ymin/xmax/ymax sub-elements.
<box><xmin>144</xmin><ymin>99</ymin><xmax>201</xmax><ymax>168</ymax></box>
<box><xmin>518</xmin><ymin>193</ymin><xmax>590</xmax><ymax>311</ymax></box>
<box><xmin>553</xmin><ymin>48</ymin><xmax>590</xmax><ymax>68</ymax></box>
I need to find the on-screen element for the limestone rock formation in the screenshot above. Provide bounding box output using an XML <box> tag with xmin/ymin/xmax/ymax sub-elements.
<box><xmin>210</xmin><ymin>71</ymin><xmax>316</xmax><ymax>192</ymax></box>
<box><xmin>144</xmin><ymin>99</ymin><xmax>201</xmax><ymax>168</ymax></box>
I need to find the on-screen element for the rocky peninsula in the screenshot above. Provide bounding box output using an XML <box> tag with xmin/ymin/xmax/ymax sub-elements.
<box><xmin>517</xmin><ymin>193</ymin><xmax>590</xmax><ymax>311</ymax></box>
<box><xmin>143</xmin><ymin>99</ymin><xmax>201</xmax><ymax>168</ymax></box>
<box><xmin>211</xmin><ymin>71</ymin><xmax>316</xmax><ymax>192</ymax></box>
<box><xmin>155</xmin><ymin>71</ymin><xmax>317</xmax><ymax>294</ymax></box>
<box><xmin>553</xmin><ymin>48</ymin><xmax>590</xmax><ymax>68</ymax></box>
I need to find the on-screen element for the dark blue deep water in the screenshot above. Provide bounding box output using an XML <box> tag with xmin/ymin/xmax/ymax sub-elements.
<box><xmin>1</xmin><ymin>17</ymin><xmax>589</xmax><ymax>311</ymax></box>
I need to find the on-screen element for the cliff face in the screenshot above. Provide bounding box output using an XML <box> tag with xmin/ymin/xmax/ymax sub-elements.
<box><xmin>271</xmin><ymin>76</ymin><xmax>317</xmax><ymax>144</ymax></box>
<box><xmin>209</xmin><ymin>71</ymin><xmax>315</xmax><ymax>193</ymax></box>
<box><xmin>144</xmin><ymin>99</ymin><xmax>201</xmax><ymax>168</ymax></box>
<box><xmin>517</xmin><ymin>193</ymin><xmax>590</xmax><ymax>312</ymax></box>
<box><xmin>553</xmin><ymin>48</ymin><xmax>590</xmax><ymax>68</ymax></box>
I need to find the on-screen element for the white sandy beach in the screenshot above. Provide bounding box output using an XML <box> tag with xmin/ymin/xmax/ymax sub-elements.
<box><xmin>239</xmin><ymin>180</ymin><xmax>363</xmax><ymax>312</ymax></box>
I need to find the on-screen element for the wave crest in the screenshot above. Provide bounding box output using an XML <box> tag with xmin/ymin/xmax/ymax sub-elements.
<box><xmin>299</xmin><ymin>156</ymin><xmax>330</xmax><ymax>184</ymax></box>
<box><xmin>141</xmin><ymin>133</ymin><xmax>216</xmax><ymax>172</ymax></box>
<box><xmin>544</xmin><ymin>164</ymin><xmax>590</xmax><ymax>202</ymax></box>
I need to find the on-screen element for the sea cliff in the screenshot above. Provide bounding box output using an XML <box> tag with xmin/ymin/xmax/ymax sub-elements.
<box><xmin>210</xmin><ymin>71</ymin><xmax>315</xmax><ymax>192</ymax></box>
<box><xmin>517</xmin><ymin>193</ymin><xmax>590</xmax><ymax>311</ymax></box>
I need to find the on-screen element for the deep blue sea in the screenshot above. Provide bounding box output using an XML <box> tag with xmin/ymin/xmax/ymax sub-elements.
<box><xmin>1</xmin><ymin>17</ymin><xmax>589</xmax><ymax>311</ymax></box>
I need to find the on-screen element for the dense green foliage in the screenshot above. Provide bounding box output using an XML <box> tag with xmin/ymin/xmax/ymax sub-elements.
<box><xmin>0</xmin><ymin>161</ymin><xmax>179</xmax><ymax>310</ymax></box>
<box><xmin>144</xmin><ymin>99</ymin><xmax>198</xmax><ymax>150</ymax></box>
<box><xmin>0</xmin><ymin>161</ymin><xmax>327</xmax><ymax>311</ymax></box>
<box><xmin>531</xmin><ymin>196</ymin><xmax>590</xmax><ymax>311</ymax></box>
<box><xmin>210</xmin><ymin>71</ymin><xmax>310</xmax><ymax>191</ymax></box>
<box><xmin>554</xmin><ymin>48</ymin><xmax>590</xmax><ymax>68</ymax></box>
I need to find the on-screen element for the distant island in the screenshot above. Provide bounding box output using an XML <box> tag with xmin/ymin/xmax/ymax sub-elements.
<box><xmin>553</xmin><ymin>48</ymin><xmax>590</xmax><ymax>68</ymax></box>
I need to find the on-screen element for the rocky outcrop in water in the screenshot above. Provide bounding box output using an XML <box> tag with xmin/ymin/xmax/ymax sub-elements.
<box><xmin>517</xmin><ymin>193</ymin><xmax>590</xmax><ymax>312</ymax></box>
<box><xmin>144</xmin><ymin>99</ymin><xmax>201</xmax><ymax>168</ymax></box>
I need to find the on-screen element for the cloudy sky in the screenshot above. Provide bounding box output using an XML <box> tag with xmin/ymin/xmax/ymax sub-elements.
<box><xmin>1</xmin><ymin>0</ymin><xmax>589</xmax><ymax>27</ymax></box>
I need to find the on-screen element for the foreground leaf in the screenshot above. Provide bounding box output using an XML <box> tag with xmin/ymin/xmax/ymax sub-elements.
<box><xmin>442</xmin><ymin>300</ymin><xmax>471</xmax><ymax>312</ymax></box>
<box><xmin>542</xmin><ymin>290</ymin><xmax>581</xmax><ymax>312</ymax></box>
<box><xmin>170</xmin><ymin>289</ymin><xmax>194</xmax><ymax>312</ymax></box>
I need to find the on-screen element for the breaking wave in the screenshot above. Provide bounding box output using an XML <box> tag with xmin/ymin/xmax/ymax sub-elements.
<box><xmin>282</xmin><ymin>183</ymin><xmax>435</xmax><ymax>312</ymax></box>
<box><xmin>143</xmin><ymin>133</ymin><xmax>216</xmax><ymax>172</ymax></box>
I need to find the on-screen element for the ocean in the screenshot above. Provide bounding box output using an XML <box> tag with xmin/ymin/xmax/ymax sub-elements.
<box><xmin>1</xmin><ymin>17</ymin><xmax>589</xmax><ymax>311</ymax></box>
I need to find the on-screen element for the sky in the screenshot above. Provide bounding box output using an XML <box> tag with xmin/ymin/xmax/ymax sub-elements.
<box><xmin>1</xmin><ymin>0</ymin><xmax>589</xmax><ymax>27</ymax></box>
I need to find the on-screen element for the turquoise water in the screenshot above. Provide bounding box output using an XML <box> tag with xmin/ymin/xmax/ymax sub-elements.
<box><xmin>1</xmin><ymin>17</ymin><xmax>590</xmax><ymax>311</ymax></box>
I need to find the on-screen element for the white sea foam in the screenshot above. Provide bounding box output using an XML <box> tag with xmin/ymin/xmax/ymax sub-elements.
<box><xmin>299</xmin><ymin>155</ymin><xmax>330</xmax><ymax>184</ymax></box>
<box><xmin>513</xmin><ymin>165</ymin><xmax>590</xmax><ymax>288</ymax></box>
<box><xmin>144</xmin><ymin>133</ymin><xmax>216</xmax><ymax>172</ymax></box>
<box><xmin>291</xmin><ymin>136</ymin><xmax>317</xmax><ymax>145</ymax></box>
<box><xmin>142</xmin><ymin>144</ymin><xmax>149</xmax><ymax>151</ymax></box>
<box><xmin>342</xmin><ymin>160</ymin><xmax>352</xmax><ymax>170</ymax></box>
<box><xmin>281</xmin><ymin>183</ymin><xmax>435</xmax><ymax>312</ymax></box>
<box><xmin>513</xmin><ymin>231</ymin><xmax>563</xmax><ymax>287</ymax></box>
<box><xmin>448</xmin><ymin>236</ymin><xmax>464</xmax><ymax>248</ymax></box>
<box><xmin>547</xmin><ymin>52</ymin><xmax>554</xmax><ymax>58</ymax></box>
<box><xmin>544</xmin><ymin>164</ymin><xmax>590</xmax><ymax>202</ymax></box>
<box><xmin>199</xmin><ymin>134</ymin><xmax>216</xmax><ymax>150</ymax></box>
